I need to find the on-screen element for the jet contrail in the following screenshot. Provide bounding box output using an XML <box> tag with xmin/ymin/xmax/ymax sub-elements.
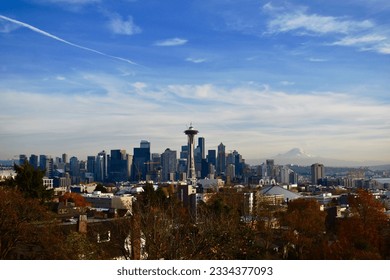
<box><xmin>0</xmin><ymin>14</ymin><xmax>137</xmax><ymax>65</ymax></box>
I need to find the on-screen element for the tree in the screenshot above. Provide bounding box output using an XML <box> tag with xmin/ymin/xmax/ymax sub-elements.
<box><xmin>281</xmin><ymin>198</ymin><xmax>326</xmax><ymax>259</ymax></box>
<box><xmin>329</xmin><ymin>189</ymin><xmax>389</xmax><ymax>259</ymax></box>
<box><xmin>7</xmin><ymin>161</ymin><xmax>53</xmax><ymax>202</ymax></box>
<box><xmin>0</xmin><ymin>188</ymin><xmax>54</xmax><ymax>259</ymax></box>
<box><xmin>59</xmin><ymin>192</ymin><xmax>90</xmax><ymax>208</ymax></box>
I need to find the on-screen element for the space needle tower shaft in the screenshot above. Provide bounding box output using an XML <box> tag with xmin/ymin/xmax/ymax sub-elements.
<box><xmin>184</xmin><ymin>124</ymin><xmax>198</xmax><ymax>186</ymax></box>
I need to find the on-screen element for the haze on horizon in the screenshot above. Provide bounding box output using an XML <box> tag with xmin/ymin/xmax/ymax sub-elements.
<box><xmin>0</xmin><ymin>0</ymin><xmax>389</xmax><ymax>164</ymax></box>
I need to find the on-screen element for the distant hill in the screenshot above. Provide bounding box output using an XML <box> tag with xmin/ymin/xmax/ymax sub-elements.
<box><xmin>247</xmin><ymin>148</ymin><xmax>389</xmax><ymax>168</ymax></box>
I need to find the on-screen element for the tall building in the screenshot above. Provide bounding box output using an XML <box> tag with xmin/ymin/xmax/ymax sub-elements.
<box><xmin>161</xmin><ymin>148</ymin><xmax>177</xmax><ymax>182</ymax></box>
<box><xmin>38</xmin><ymin>155</ymin><xmax>53</xmax><ymax>178</ymax></box>
<box><xmin>39</xmin><ymin>155</ymin><xmax>47</xmax><ymax>171</ymax></box>
<box><xmin>45</xmin><ymin>157</ymin><xmax>54</xmax><ymax>179</ymax></box>
<box><xmin>132</xmin><ymin>141</ymin><xmax>151</xmax><ymax>181</ymax></box>
<box><xmin>184</xmin><ymin>124</ymin><xmax>198</xmax><ymax>186</ymax></box>
<box><xmin>266</xmin><ymin>159</ymin><xmax>275</xmax><ymax>179</ymax></box>
<box><xmin>87</xmin><ymin>156</ymin><xmax>96</xmax><ymax>175</ymax></box>
<box><xmin>95</xmin><ymin>151</ymin><xmax>107</xmax><ymax>182</ymax></box>
<box><xmin>19</xmin><ymin>154</ymin><xmax>28</xmax><ymax>165</ymax></box>
<box><xmin>311</xmin><ymin>163</ymin><xmax>325</xmax><ymax>185</ymax></box>
<box><xmin>69</xmin><ymin>156</ymin><xmax>80</xmax><ymax>184</ymax></box>
<box><xmin>62</xmin><ymin>153</ymin><xmax>68</xmax><ymax>165</ymax></box>
<box><xmin>109</xmin><ymin>149</ymin><xmax>130</xmax><ymax>182</ymax></box>
<box><xmin>29</xmin><ymin>154</ymin><xmax>39</xmax><ymax>169</ymax></box>
<box><xmin>197</xmin><ymin>137</ymin><xmax>205</xmax><ymax>159</ymax></box>
<box><xmin>207</xmin><ymin>149</ymin><xmax>216</xmax><ymax>169</ymax></box>
<box><xmin>217</xmin><ymin>143</ymin><xmax>226</xmax><ymax>176</ymax></box>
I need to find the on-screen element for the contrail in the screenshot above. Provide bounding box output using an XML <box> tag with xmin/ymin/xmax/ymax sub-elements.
<box><xmin>0</xmin><ymin>14</ymin><xmax>137</xmax><ymax>65</ymax></box>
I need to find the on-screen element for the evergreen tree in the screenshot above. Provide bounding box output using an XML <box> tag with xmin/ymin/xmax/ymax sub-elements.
<box><xmin>12</xmin><ymin>161</ymin><xmax>53</xmax><ymax>202</ymax></box>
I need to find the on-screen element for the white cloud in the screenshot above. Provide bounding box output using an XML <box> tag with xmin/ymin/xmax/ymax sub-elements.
<box><xmin>186</xmin><ymin>57</ymin><xmax>207</xmax><ymax>63</ymax></box>
<box><xmin>154</xmin><ymin>38</ymin><xmax>188</xmax><ymax>47</ymax></box>
<box><xmin>266</xmin><ymin>8</ymin><xmax>373</xmax><ymax>35</ymax></box>
<box><xmin>280</xmin><ymin>81</ymin><xmax>295</xmax><ymax>86</ymax></box>
<box><xmin>377</xmin><ymin>44</ymin><xmax>390</xmax><ymax>54</ymax></box>
<box><xmin>333</xmin><ymin>34</ymin><xmax>386</xmax><ymax>46</ymax></box>
<box><xmin>263</xmin><ymin>3</ymin><xmax>390</xmax><ymax>55</ymax></box>
<box><xmin>107</xmin><ymin>14</ymin><xmax>141</xmax><ymax>36</ymax></box>
<box><xmin>308</xmin><ymin>57</ymin><xmax>328</xmax><ymax>62</ymax></box>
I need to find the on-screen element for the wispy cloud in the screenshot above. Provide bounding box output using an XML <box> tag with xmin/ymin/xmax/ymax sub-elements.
<box><xmin>307</xmin><ymin>57</ymin><xmax>328</xmax><ymax>62</ymax></box>
<box><xmin>107</xmin><ymin>13</ymin><xmax>141</xmax><ymax>36</ymax></box>
<box><xmin>262</xmin><ymin>3</ymin><xmax>390</xmax><ymax>55</ymax></box>
<box><xmin>0</xmin><ymin>15</ymin><xmax>138</xmax><ymax>65</ymax></box>
<box><xmin>186</xmin><ymin>57</ymin><xmax>207</xmax><ymax>63</ymax></box>
<box><xmin>264</xmin><ymin>5</ymin><xmax>373</xmax><ymax>35</ymax></box>
<box><xmin>333</xmin><ymin>34</ymin><xmax>386</xmax><ymax>46</ymax></box>
<box><xmin>154</xmin><ymin>38</ymin><xmax>188</xmax><ymax>47</ymax></box>
<box><xmin>331</xmin><ymin>34</ymin><xmax>390</xmax><ymax>54</ymax></box>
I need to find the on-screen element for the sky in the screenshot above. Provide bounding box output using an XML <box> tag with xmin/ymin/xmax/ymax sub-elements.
<box><xmin>0</xmin><ymin>0</ymin><xmax>389</xmax><ymax>165</ymax></box>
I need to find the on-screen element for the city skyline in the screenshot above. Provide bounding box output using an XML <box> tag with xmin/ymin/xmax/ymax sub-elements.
<box><xmin>1</xmin><ymin>1</ymin><xmax>389</xmax><ymax>163</ymax></box>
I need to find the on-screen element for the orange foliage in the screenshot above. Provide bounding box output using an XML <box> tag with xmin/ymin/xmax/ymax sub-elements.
<box><xmin>59</xmin><ymin>192</ymin><xmax>90</xmax><ymax>208</ymax></box>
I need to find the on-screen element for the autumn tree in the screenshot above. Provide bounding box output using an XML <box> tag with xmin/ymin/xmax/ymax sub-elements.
<box><xmin>281</xmin><ymin>198</ymin><xmax>327</xmax><ymax>259</ymax></box>
<box><xmin>0</xmin><ymin>188</ymin><xmax>55</xmax><ymax>259</ymax></box>
<box><xmin>328</xmin><ymin>189</ymin><xmax>389</xmax><ymax>259</ymax></box>
<box><xmin>59</xmin><ymin>192</ymin><xmax>90</xmax><ymax>208</ymax></box>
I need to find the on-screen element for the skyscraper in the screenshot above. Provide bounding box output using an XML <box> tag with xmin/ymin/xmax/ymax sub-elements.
<box><xmin>311</xmin><ymin>163</ymin><xmax>325</xmax><ymax>185</ymax></box>
<box><xmin>95</xmin><ymin>151</ymin><xmax>107</xmax><ymax>182</ymax></box>
<box><xmin>69</xmin><ymin>156</ymin><xmax>80</xmax><ymax>184</ymax></box>
<box><xmin>87</xmin><ymin>156</ymin><xmax>96</xmax><ymax>174</ymax></box>
<box><xmin>207</xmin><ymin>149</ymin><xmax>216</xmax><ymax>168</ymax></box>
<box><xmin>266</xmin><ymin>159</ymin><xmax>275</xmax><ymax>179</ymax></box>
<box><xmin>217</xmin><ymin>143</ymin><xmax>226</xmax><ymax>176</ymax></box>
<box><xmin>132</xmin><ymin>140</ymin><xmax>151</xmax><ymax>181</ymax></box>
<box><xmin>161</xmin><ymin>148</ymin><xmax>177</xmax><ymax>182</ymax></box>
<box><xmin>184</xmin><ymin>124</ymin><xmax>198</xmax><ymax>186</ymax></box>
<box><xmin>197</xmin><ymin>137</ymin><xmax>205</xmax><ymax>159</ymax></box>
<box><xmin>109</xmin><ymin>149</ymin><xmax>130</xmax><ymax>182</ymax></box>
<box><xmin>19</xmin><ymin>154</ymin><xmax>28</xmax><ymax>165</ymax></box>
<box><xmin>29</xmin><ymin>154</ymin><xmax>39</xmax><ymax>169</ymax></box>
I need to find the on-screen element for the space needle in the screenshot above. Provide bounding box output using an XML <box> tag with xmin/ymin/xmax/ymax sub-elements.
<box><xmin>184</xmin><ymin>124</ymin><xmax>198</xmax><ymax>186</ymax></box>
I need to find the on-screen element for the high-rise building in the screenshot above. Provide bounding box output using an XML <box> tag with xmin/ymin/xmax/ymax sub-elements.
<box><xmin>109</xmin><ymin>149</ymin><xmax>130</xmax><ymax>182</ymax></box>
<box><xmin>184</xmin><ymin>124</ymin><xmax>198</xmax><ymax>186</ymax></box>
<box><xmin>45</xmin><ymin>157</ymin><xmax>54</xmax><ymax>179</ymax></box>
<box><xmin>197</xmin><ymin>137</ymin><xmax>205</xmax><ymax>159</ymax></box>
<box><xmin>161</xmin><ymin>148</ymin><xmax>177</xmax><ymax>182</ymax></box>
<box><xmin>95</xmin><ymin>151</ymin><xmax>107</xmax><ymax>182</ymax></box>
<box><xmin>38</xmin><ymin>155</ymin><xmax>53</xmax><ymax>178</ymax></box>
<box><xmin>132</xmin><ymin>141</ymin><xmax>151</xmax><ymax>181</ymax></box>
<box><xmin>311</xmin><ymin>163</ymin><xmax>325</xmax><ymax>185</ymax></box>
<box><xmin>217</xmin><ymin>143</ymin><xmax>226</xmax><ymax>176</ymax></box>
<box><xmin>70</xmin><ymin>156</ymin><xmax>80</xmax><ymax>184</ymax></box>
<box><xmin>266</xmin><ymin>159</ymin><xmax>275</xmax><ymax>179</ymax></box>
<box><xmin>87</xmin><ymin>156</ymin><xmax>96</xmax><ymax>175</ymax></box>
<box><xmin>19</xmin><ymin>154</ymin><xmax>28</xmax><ymax>165</ymax></box>
<box><xmin>29</xmin><ymin>154</ymin><xmax>39</xmax><ymax>169</ymax></box>
<box><xmin>207</xmin><ymin>149</ymin><xmax>216</xmax><ymax>168</ymax></box>
<box><xmin>62</xmin><ymin>153</ymin><xmax>68</xmax><ymax>165</ymax></box>
<box><xmin>39</xmin><ymin>155</ymin><xmax>47</xmax><ymax>171</ymax></box>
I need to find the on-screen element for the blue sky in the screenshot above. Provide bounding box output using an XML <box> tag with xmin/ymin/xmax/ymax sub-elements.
<box><xmin>0</xmin><ymin>0</ymin><xmax>389</xmax><ymax>164</ymax></box>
